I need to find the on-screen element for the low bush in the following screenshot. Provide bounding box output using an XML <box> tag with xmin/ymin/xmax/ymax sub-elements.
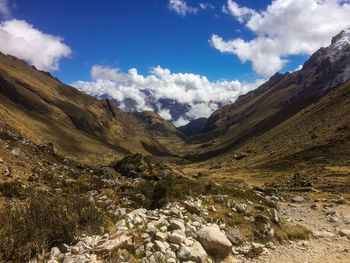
<box><xmin>0</xmin><ymin>191</ymin><xmax>105</xmax><ymax>262</ymax></box>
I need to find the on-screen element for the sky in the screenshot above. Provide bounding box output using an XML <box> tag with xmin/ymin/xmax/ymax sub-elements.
<box><xmin>1</xmin><ymin>0</ymin><xmax>350</xmax><ymax>126</ymax></box>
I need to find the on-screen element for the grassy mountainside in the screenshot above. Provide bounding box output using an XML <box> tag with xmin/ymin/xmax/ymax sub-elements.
<box><xmin>184</xmin><ymin>36</ymin><xmax>350</xmax><ymax>163</ymax></box>
<box><xmin>0</xmin><ymin>52</ymin><xmax>170</xmax><ymax>164</ymax></box>
<box><xmin>129</xmin><ymin>111</ymin><xmax>185</xmax><ymax>151</ymax></box>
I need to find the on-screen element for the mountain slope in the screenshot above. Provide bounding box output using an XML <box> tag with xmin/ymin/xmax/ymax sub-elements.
<box><xmin>186</xmin><ymin>29</ymin><xmax>350</xmax><ymax>162</ymax></box>
<box><xmin>128</xmin><ymin>111</ymin><xmax>185</xmax><ymax>151</ymax></box>
<box><xmin>0</xmin><ymin>52</ymin><xmax>170</xmax><ymax>164</ymax></box>
<box><xmin>178</xmin><ymin>117</ymin><xmax>208</xmax><ymax>137</ymax></box>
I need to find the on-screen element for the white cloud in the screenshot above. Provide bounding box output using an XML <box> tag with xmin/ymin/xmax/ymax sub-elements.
<box><xmin>72</xmin><ymin>65</ymin><xmax>264</xmax><ymax>126</ymax></box>
<box><xmin>212</xmin><ymin>0</ymin><xmax>350</xmax><ymax>76</ymax></box>
<box><xmin>168</xmin><ymin>0</ymin><xmax>198</xmax><ymax>16</ymax></box>
<box><xmin>294</xmin><ymin>65</ymin><xmax>303</xmax><ymax>72</ymax></box>
<box><xmin>199</xmin><ymin>3</ymin><xmax>214</xmax><ymax>10</ymax></box>
<box><xmin>0</xmin><ymin>19</ymin><xmax>71</xmax><ymax>71</ymax></box>
<box><xmin>173</xmin><ymin>117</ymin><xmax>190</xmax><ymax>127</ymax></box>
<box><xmin>185</xmin><ymin>103</ymin><xmax>218</xmax><ymax>119</ymax></box>
<box><xmin>0</xmin><ymin>0</ymin><xmax>11</xmax><ymax>19</ymax></box>
<box><xmin>158</xmin><ymin>108</ymin><xmax>172</xmax><ymax>120</ymax></box>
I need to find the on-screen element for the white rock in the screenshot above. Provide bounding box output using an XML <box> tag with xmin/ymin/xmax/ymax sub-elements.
<box><xmin>196</xmin><ymin>225</ymin><xmax>232</xmax><ymax>258</ymax></box>
<box><xmin>154</xmin><ymin>240</ymin><xmax>166</xmax><ymax>253</ymax></box>
<box><xmin>168</xmin><ymin>231</ymin><xmax>185</xmax><ymax>244</ymax></box>
<box><xmin>313</xmin><ymin>230</ymin><xmax>335</xmax><ymax>238</ymax></box>
<box><xmin>49</xmin><ymin>247</ymin><xmax>61</xmax><ymax>259</ymax></box>
<box><xmin>170</xmin><ymin>219</ymin><xmax>185</xmax><ymax>232</ymax></box>
<box><xmin>178</xmin><ymin>241</ymin><xmax>208</xmax><ymax>263</ymax></box>
<box><xmin>62</xmin><ymin>256</ymin><xmax>74</xmax><ymax>263</ymax></box>
<box><xmin>338</xmin><ymin>229</ymin><xmax>350</xmax><ymax>239</ymax></box>
<box><xmin>155</xmin><ymin>232</ymin><xmax>167</xmax><ymax>242</ymax></box>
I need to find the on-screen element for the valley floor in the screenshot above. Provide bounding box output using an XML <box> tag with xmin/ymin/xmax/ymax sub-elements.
<box><xmin>237</xmin><ymin>202</ymin><xmax>350</xmax><ymax>263</ymax></box>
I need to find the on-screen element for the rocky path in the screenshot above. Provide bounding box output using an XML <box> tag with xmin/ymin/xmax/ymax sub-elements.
<box><xmin>239</xmin><ymin>200</ymin><xmax>350</xmax><ymax>263</ymax></box>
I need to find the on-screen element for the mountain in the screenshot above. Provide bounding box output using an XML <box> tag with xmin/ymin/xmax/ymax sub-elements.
<box><xmin>185</xmin><ymin>28</ymin><xmax>350</xmax><ymax>165</ymax></box>
<box><xmin>0</xmin><ymin>52</ymin><xmax>170</xmax><ymax>164</ymax></box>
<box><xmin>128</xmin><ymin>111</ymin><xmax>185</xmax><ymax>150</ymax></box>
<box><xmin>177</xmin><ymin>117</ymin><xmax>208</xmax><ymax>137</ymax></box>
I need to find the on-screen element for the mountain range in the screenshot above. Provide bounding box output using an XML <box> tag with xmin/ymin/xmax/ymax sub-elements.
<box><xmin>0</xmin><ymin>29</ymin><xmax>350</xmax><ymax>170</ymax></box>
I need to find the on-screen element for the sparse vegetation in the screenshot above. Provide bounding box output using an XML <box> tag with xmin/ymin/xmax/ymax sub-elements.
<box><xmin>0</xmin><ymin>191</ymin><xmax>105</xmax><ymax>262</ymax></box>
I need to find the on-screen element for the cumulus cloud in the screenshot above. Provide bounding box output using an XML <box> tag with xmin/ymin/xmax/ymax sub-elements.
<box><xmin>158</xmin><ymin>108</ymin><xmax>172</xmax><ymax>121</ymax></box>
<box><xmin>72</xmin><ymin>65</ymin><xmax>264</xmax><ymax>126</ymax></box>
<box><xmin>173</xmin><ymin>117</ymin><xmax>190</xmax><ymax>127</ymax></box>
<box><xmin>0</xmin><ymin>0</ymin><xmax>11</xmax><ymax>19</ymax></box>
<box><xmin>0</xmin><ymin>19</ymin><xmax>71</xmax><ymax>71</ymax></box>
<box><xmin>168</xmin><ymin>0</ymin><xmax>198</xmax><ymax>16</ymax></box>
<box><xmin>211</xmin><ymin>0</ymin><xmax>350</xmax><ymax>76</ymax></box>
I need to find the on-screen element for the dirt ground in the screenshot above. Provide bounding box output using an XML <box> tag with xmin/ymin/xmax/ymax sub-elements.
<box><xmin>236</xmin><ymin>201</ymin><xmax>350</xmax><ymax>263</ymax></box>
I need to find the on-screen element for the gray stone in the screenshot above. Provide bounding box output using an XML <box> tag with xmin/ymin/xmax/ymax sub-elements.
<box><xmin>170</xmin><ymin>219</ymin><xmax>185</xmax><ymax>232</ymax></box>
<box><xmin>11</xmin><ymin>148</ymin><xmax>21</xmax><ymax>157</ymax></box>
<box><xmin>168</xmin><ymin>231</ymin><xmax>185</xmax><ymax>244</ymax></box>
<box><xmin>226</xmin><ymin>227</ymin><xmax>243</xmax><ymax>246</ymax></box>
<box><xmin>213</xmin><ymin>195</ymin><xmax>227</xmax><ymax>203</ymax></box>
<box><xmin>251</xmin><ymin>242</ymin><xmax>265</xmax><ymax>255</ymax></box>
<box><xmin>62</xmin><ymin>256</ymin><xmax>74</xmax><ymax>263</ymax></box>
<box><xmin>196</xmin><ymin>225</ymin><xmax>232</xmax><ymax>258</ymax></box>
<box><xmin>154</xmin><ymin>240</ymin><xmax>166</xmax><ymax>253</ymax></box>
<box><xmin>255</xmin><ymin>214</ymin><xmax>269</xmax><ymax>223</ymax></box>
<box><xmin>178</xmin><ymin>241</ymin><xmax>208</xmax><ymax>263</ymax></box>
<box><xmin>49</xmin><ymin>247</ymin><xmax>61</xmax><ymax>259</ymax></box>
<box><xmin>93</xmin><ymin>232</ymin><xmax>132</xmax><ymax>254</ymax></box>
<box><xmin>185</xmin><ymin>201</ymin><xmax>201</xmax><ymax>214</ymax></box>
<box><xmin>292</xmin><ymin>196</ymin><xmax>306</xmax><ymax>203</ymax></box>
<box><xmin>338</xmin><ymin>229</ymin><xmax>350</xmax><ymax>239</ymax></box>
<box><xmin>236</xmin><ymin>203</ymin><xmax>247</xmax><ymax>213</ymax></box>
<box><xmin>313</xmin><ymin>230</ymin><xmax>335</xmax><ymax>238</ymax></box>
<box><xmin>155</xmin><ymin>232</ymin><xmax>167</xmax><ymax>242</ymax></box>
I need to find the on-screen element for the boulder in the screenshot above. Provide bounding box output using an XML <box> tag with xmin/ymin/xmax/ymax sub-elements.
<box><xmin>196</xmin><ymin>225</ymin><xmax>232</xmax><ymax>258</ymax></box>
<box><xmin>178</xmin><ymin>241</ymin><xmax>208</xmax><ymax>263</ymax></box>
<box><xmin>226</xmin><ymin>227</ymin><xmax>243</xmax><ymax>246</ymax></box>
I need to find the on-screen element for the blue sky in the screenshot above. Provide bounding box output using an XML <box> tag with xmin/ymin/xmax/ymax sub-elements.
<box><xmin>1</xmin><ymin>0</ymin><xmax>306</xmax><ymax>83</ymax></box>
<box><xmin>1</xmin><ymin>0</ymin><xmax>349</xmax><ymax>125</ymax></box>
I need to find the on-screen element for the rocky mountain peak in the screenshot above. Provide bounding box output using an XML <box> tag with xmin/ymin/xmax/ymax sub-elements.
<box><xmin>331</xmin><ymin>28</ymin><xmax>350</xmax><ymax>49</ymax></box>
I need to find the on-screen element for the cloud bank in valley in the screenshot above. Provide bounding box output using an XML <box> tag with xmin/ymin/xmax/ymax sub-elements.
<box><xmin>73</xmin><ymin>65</ymin><xmax>264</xmax><ymax>126</ymax></box>
<box><xmin>0</xmin><ymin>19</ymin><xmax>71</xmax><ymax>71</ymax></box>
<box><xmin>211</xmin><ymin>0</ymin><xmax>350</xmax><ymax>76</ymax></box>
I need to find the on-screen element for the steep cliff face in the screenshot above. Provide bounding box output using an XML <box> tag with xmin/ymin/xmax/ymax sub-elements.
<box><xmin>0</xmin><ymin>52</ymin><xmax>170</xmax><ymax>163</ymax></box>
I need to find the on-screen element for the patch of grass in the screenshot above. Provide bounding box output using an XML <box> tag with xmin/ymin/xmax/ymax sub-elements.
<box><xmin>135</xmin><ymin>174</ymin><xmax>256</xmax><ymax>209</ymax></box>
<box><xmin>0</xmin><ymin>181</ymin><xmax>23</xmax><ymax>198</ymax></box>
<box><xmin>0</xmin><ymin>191</ymin><xmax>105</xmax><ymax>262</ymax></box>
<box><xmin>275</xmin><ymin>223</ymin><xmax>313</xmax><ymax>243</ymax></box>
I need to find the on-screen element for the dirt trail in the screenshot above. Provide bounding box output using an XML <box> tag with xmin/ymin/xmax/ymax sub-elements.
<box><xmin>237</xmin><ymin>201</ymin><xmax>350</xmax><ymax>263</ymax></box>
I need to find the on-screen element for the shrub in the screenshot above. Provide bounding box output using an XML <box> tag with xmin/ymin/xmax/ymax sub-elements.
<box><xmin>0</xmin><ymin>191</ymin><xmax>105</xmax><ymax>262</ymax></box>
